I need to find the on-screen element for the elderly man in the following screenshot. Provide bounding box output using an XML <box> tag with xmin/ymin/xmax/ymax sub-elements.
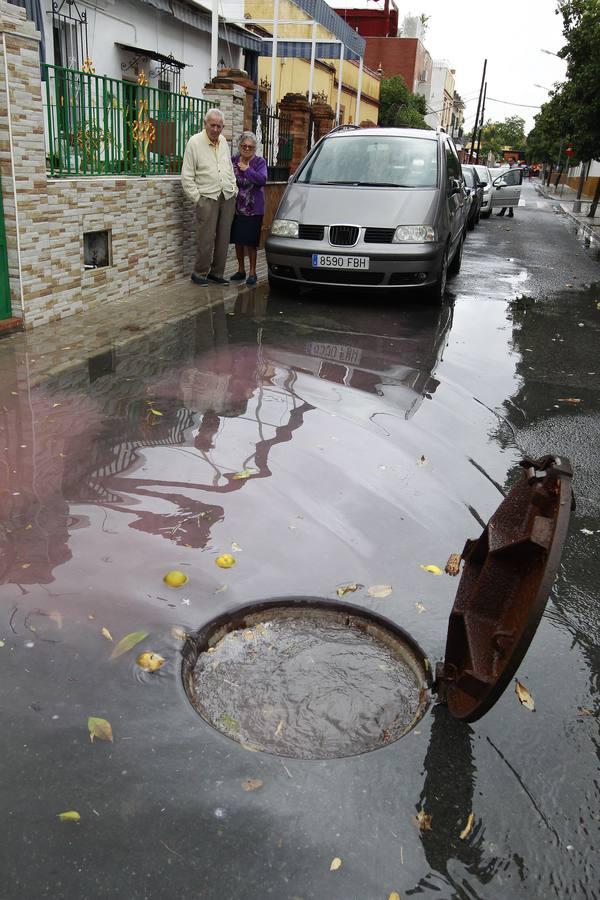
<box><xmin>181</xmin><ymin>109</ymin><xmax>237</xmax><ymax>286</ymax></box>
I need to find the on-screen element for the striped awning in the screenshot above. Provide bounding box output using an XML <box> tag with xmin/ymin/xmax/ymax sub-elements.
<box><xmin>260</xmin><ymin>41</ymin><xmax>360</xmax><ymax>61</ymax></box>
<box><xmin>139</xmin><ymin>0</ymin><xmax>262</xmax><ymax>53</ymax></box>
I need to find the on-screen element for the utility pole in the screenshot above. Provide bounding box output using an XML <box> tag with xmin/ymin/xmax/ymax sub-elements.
<box><xmin>469</xmin><ymin>59</ymin><xmax>487</xmax><ymax>163</ymax></box>
<box><xmin>475</xmin><ymin>81</ymin><xmax>487</xmax><ymax>163</ymax></box>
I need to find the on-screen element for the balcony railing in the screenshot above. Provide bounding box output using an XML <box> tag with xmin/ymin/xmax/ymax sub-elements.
<box><xmin>42</xmin><ymin>64</ymin><xmax>214</xmax><ymax>177</ymax></box>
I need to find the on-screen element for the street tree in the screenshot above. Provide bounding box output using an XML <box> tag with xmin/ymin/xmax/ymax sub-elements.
<box><xmin>480</xmin><ymin>116</ymin><xmax>526</xmax><ymax>160</ymax></box>
<box><xmin>378</xmin><ymin>75</ymin><xmax>429</xmax><ymax>129</ymax></box>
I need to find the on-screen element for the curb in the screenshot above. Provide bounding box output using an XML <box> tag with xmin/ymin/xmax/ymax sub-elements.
<box><xmin>534</xmin><ymin>184</ymin><xmax>599</xmax><ymax>244</ymax></box>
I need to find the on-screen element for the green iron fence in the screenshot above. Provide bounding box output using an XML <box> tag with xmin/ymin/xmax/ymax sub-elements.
<box><xmin>42</xmin><ymin>64</ymin><xmax>215</xmax><ymax>177</ymax></box>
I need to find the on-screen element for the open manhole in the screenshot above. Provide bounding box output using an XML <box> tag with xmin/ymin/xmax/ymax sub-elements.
<box><xmin>182</xmin><ymin>600</ymin><xmax>430</xmax><ymax>759</ymax></box>
<box><xmin>182</xmin><ymin>457</ymin><xmax>573</xmax><ymax>759</ymax></box>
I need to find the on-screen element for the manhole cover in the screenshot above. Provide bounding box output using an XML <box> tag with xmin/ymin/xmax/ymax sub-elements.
<box><xmin>182</xmin><ymin>599</ymin><xmax>430</xmax><ymax>759</ymax></box>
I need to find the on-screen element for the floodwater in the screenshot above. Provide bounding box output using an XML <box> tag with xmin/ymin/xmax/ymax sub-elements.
<box><xmin>1</xmin><ymin>194</ymin><xmax>600</xmax><ymax>898</ymax></box>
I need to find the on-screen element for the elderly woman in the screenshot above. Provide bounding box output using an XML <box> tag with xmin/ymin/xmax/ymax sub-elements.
<box><xmin>230</xmin><ymin>132</ymin><xmax>267</xmax><ymax>286</ymax></box>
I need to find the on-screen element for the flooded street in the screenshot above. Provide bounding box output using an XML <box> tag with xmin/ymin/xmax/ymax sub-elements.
<box><xmin>1</xmin><ymin>182</ymin><xmax>600</xmax><ymax>899</ymax></box>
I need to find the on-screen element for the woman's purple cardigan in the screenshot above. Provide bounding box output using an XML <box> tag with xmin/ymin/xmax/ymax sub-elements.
<box><xmin>232</xmin><ymin>154</ymin><xmax>268</xmax><ymax>216</ymax></box>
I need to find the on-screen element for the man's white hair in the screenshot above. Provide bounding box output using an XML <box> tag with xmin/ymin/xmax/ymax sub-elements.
<box><xmin>204</xmin><ymin>108</ymin><xmax>224</xmax><ymax>124</ymax></box>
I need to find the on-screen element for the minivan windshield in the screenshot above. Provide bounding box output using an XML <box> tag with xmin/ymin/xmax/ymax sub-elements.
<box><xmin>296</xmin><ymin>135</ymin><xmax>439</xmax><ymax>188</ymax></box>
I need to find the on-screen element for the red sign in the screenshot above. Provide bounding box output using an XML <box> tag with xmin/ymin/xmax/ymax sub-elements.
<box><xmin>565</xmin><ymin>146</ymin><xmax>575</xmax><ymax>156</ymax></box>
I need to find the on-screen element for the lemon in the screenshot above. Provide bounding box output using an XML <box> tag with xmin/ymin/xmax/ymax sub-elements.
<box><xmin>215</xmin><ymin>554</ymin><xmax>236</xmax><ymax>569</ymax></box>
<box><xmin>163</xmin><ymin>569</ymin><xmax>188</xmax><ymax>587</ymax></box>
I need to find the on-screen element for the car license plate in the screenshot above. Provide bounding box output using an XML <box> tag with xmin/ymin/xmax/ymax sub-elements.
<box><xmin>305</xmin><ymin>341</ymin><xmax>363</xmax><ymax>366</ymax></box>
<box><xmin>312</xmin><ymin>254</ymin><xmax>369</xmax><ymax>269</ymax></box>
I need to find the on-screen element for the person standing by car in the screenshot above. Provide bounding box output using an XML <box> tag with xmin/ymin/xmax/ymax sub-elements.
<box><xmin>181</xmin><ymin>108</ymin><xmax>237</xmax><ymax>287</ymax></box>
<box><xmin>230</xmin><ymin>132</ymin><xmax>267</xmax><ymax>286</ymax></box>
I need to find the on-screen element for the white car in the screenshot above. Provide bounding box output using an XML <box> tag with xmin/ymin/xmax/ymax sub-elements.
<box><xmin>473</xmin><ymin>165</ymin><xmax>494</xmax><ymax>218</ymax></box>
<box><xmin>488</xmin><ymin>166</ymin><xmax>523</xmax><ymax>211</ymax></box>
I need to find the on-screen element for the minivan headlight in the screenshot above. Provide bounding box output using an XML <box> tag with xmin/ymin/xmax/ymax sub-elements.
<box><xmin>393</xmin><ymin>225</ymin><xmax>435</xmax><ymax>243</ymax></box>
<box><xmin>271</xmin><ymin>219</ymin><xmax>299</xmax><ymax>238</ymax></box>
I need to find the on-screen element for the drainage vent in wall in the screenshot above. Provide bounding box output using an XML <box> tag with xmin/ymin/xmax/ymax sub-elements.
<box><xmin>84</xmin><ymin>229</ymin><xmax>111</xmax><ymax>269</ymax></box>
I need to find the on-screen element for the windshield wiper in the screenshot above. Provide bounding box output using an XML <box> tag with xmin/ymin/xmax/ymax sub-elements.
<box><xmin>314</xmin><ymin>180</ymin><xmax>405</xmax><ymax>187</ymax></box>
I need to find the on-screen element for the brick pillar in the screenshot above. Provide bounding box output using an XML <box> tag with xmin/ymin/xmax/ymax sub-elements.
<box><xmin>203</xmin><ymin>78</ymin><xmax>248</xmax><ymax>152</ymax></box>
<box><xmin>0</xmin><ymin>0</ymin><xmax>49</xmax><ymax>325</ymax></box>
<box><xmin>278</xmin><ymin>93</ymin><xmax>310</xmax><ymax>174</ymax></box>
<box><xmin>310</xmin><ymin>100</ymin><xmax>335</xmax><ymax>143</ymax></box>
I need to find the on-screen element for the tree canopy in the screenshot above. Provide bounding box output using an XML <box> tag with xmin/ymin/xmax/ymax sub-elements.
<box><xmin>479</xmin><ymin>116</ymin><xmax>526</xmax><ymax>160</ymax></box>
<box><xmin>378</xmin><ymin>76</ymin><xmax>429</xmax><ymax>130</ymax></box>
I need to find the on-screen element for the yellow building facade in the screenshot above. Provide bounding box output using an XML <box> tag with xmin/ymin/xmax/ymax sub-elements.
<box><xmin>246</xmin><ymin>0</ymin><xmax>380</xmax><ymax>123</ymax></box>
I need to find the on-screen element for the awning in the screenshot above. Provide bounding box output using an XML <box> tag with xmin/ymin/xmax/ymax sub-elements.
<box><xmin>116</xmin><ymin>44</ymin><xmax>188</xmax><ymax>69</ymax></box>
<box><xmin>290</xmin><ymin>0</ymin><xmax>365</xmax><ymax>59</ymax></box>
<box><xmin>260</xmin><ymin>41</ymin><xmax>359</xmax><ymax>61</ymax></box>
<box><xmin>138</xmin><ymin>0</ymin><xmax>262</xmax><ymax>53</ymax></box>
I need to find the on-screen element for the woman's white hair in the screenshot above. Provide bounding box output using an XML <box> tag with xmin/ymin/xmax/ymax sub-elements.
<box><xmin>239</xmin><ymin>130</ymin><xmax>257</xmax><ymax>147</ymax></box>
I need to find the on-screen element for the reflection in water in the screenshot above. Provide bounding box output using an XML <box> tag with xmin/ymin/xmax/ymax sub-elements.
<box><xmin>0</xmin><ymin>294</ymin><xmax>454</xmax><ymax>586</ymax></box>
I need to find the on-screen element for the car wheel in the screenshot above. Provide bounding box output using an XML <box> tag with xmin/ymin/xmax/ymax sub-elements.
<box><xmin>481</xmin><ymin>209</ymin><xmax>492</xmax><ymax>219</ymax></box>
<box><xmin>467</xmin><ymin>216</ymin><xmax>475</xmax><ymax>231</ymax></box>
<box><xmin>268</xmin><ymin>273</ymin><xmax>300</xmax><ymax>295</ymax></box>
<box><xmin>425</xmin><ymin>246</ymin><xmax>448</xmax><ymax>302</ymax></box>
<box><xmin>448</xmin><ymin>232</ymin><xmax>464</xmax><ymax>276</ymax></box>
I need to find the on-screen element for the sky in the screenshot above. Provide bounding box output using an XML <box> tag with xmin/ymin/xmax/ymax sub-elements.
<box><xmin>327</xmin><ymin>0</ymin><xmax>568</xmax><ymax>134</ymax></box>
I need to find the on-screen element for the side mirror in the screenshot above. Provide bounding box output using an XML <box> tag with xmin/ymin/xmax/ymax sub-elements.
<box><xmin>449</xmin><ymin>177</ymin><xmax>462</xmax><ymax>195</ymax></box>
<box><xmin>493</xmin><ymin>177</ymin><xmax>506</xmax><ymax>187</ymax></box>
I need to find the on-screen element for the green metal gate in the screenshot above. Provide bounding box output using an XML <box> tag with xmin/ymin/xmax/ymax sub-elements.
<box><xmin>0</xmin><ymin>176</ymin><xmax>11</xmax><ymax>320</ymax></box>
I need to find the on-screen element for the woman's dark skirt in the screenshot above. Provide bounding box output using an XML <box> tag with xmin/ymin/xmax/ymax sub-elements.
<box><xmin>231</xmin><ymin>214</ymin><xmax>263</xmax><ymax>247</ymax></box>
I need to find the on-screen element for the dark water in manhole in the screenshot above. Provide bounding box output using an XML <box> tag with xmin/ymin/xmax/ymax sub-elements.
<box><xmin>183</xmin><ymin>604</ymin><xmax>429</xmax><ymax>758</ymax></box>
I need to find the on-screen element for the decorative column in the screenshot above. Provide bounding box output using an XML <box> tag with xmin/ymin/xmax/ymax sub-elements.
<box><xmin>278</xmin><ymin>93</ymin><xmax>310</xmax><ymax>174</ymax></box>
<box><xmin>203</xmin><ymin>73</ymin><xmax>249</xmax><ymax>150</ymax></box>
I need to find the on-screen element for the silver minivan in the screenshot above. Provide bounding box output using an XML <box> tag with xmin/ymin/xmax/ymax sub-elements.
<box><xmin>266</xmin><ymin>126</ymin><xmax>467</xmax><ymax>301</ymax></box>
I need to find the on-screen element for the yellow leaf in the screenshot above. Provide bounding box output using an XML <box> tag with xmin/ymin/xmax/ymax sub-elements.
<box><xmin>52</xmin><ymin>402</ymin><xmax>61</xmax><ymax>408</ymax></box>
<box><xmin>241</xmin><ymin>742</ymin><xmax>260</xmax><ymax>752</ymax></box>
<box><xmin>243</xmin><ymin>629</ymin><xmax>255</xmax><ymax>641</ymax></box>
<box><xmin>88</xmin><ymin>716</ymin><xmax>113</xmax><ymax>743</ymax></box>
<box><xmin>336</xmin><ymin>582</ymin><xmax>359</xmax><ymax>598</ymax></box>
<box><xmin>367</xmin><ymin>584</ymin><xmax>392</xmax><ymax>598</ymax></box>
<box><xmin>58</xmin><ymin>810</ymin><xmax>80</xmax><ymax>822</ymax></box>
<box><xmin>415</xmin><ymin>808</ymin><xmax>432</xmax><ymax>831</ymax></box>
<box><xmin>515</xmin><ymin>680</ymin><xmax>535</xmax><ymax>711</ymax></box>
<box><xmin>148</xmin><ymin>408</ymin><xmax>163</xmax><ymax>416</ymax></box>
<box><xmin>241</xmin><ymin>778</ymin><xmax>263</xmax><ymax>792</ymax></box>
<box><xmin>25</xmin><ymin>523</ymin><xmax>32</xmax><ymax>530</ymax></box>
<box><xmin>389</xmin><ymin>893</ymin><xmax>401</xmax><ymax>900</ymax></box>
<box><xmin>216</xmin><ymin>554</ymin><xmax>236</xmax><ymax>569</ymax></box>
<box><xmin>330</xmin><ymin>857</ymin><xmax>342</xmax><ymax>871</ymax></box>
<box><xmin>136</xmin><ymin>651</ymin><xmax>166</xmax><ymax>672</ymax></box>
<box><xmin>557</xmin><ymin>398</ymin><xmax>582</xmax><ymax>404</ymax></box>
<box><xmin>110</xmin><ymin>630</ymin><xmax>148</xmax><ymax>658</ymax></box>
<box><xmin>460</xmin><ymin>811</ymin><xmax>475</xmax><ymax>840</ymax></box>
<box><xmin>445</xmin><ymin>553</ymin><xmax>461</xmax><ymax>576</ymax></box>
<box><xmin>420</xmin><ymin>564</ymin><xmax>442</xmax><ymax>576</ymax></box>
<box><xmin>101</xmin><ymin>626</ymin><xmax>113</xmax><ymax>642</ymax></box>
<box><xmin>163</xmin><ymin>569</ymin><xmax>188</xmax><ymax>588</ymax></box>
<box><xmin>232</xmin><ymin>468</ymin><xmax>258</xmax><ymax>480</ymax></box>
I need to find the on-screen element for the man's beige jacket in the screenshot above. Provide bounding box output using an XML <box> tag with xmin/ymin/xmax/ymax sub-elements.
<box><xmin>181</xmin><ymin>131</ymin><xmax>237</xmax><ymax>204</ymax></box>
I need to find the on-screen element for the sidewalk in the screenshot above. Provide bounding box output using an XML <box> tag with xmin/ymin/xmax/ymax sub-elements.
<box><xmin>534</xmin><ymin>179</ymin><xmax>600</xmax><ymax>244</ymax></box>
<box><xmin>0</xmin><ymin>247</ymin><xmax>270</xmax><ymax>386</ymax></box>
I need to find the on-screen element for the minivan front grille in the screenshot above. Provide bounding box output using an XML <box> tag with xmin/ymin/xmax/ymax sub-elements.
<box><xmin>298</xmin><ymin>224</ymin><xmax>325</xmax><ymax>241</ymax></box>
<box><xmin>300</xmin><ymin>268</ymin><xmax>384</xmax><ymax>286</ymax></box>
<box><xmin>364</xmin><ymin>227</ymin><xmax>395</xmax><ymax>244</ymax></box>
<box><xmin>329</xmin><ymin>225</ymin><xmax>359</xmax><ymax>246</ymax></box>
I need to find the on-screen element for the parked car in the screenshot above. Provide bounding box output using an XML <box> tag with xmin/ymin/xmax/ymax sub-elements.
<box><xmin>266</xmin><ymin>126</ymin><xmax>468</xmax><ymax>302</ymax></box>
<box><xmin>472</xmin><ymin>164</ymin><xmax>494</xmax><ymax>218</ymax></box>
<box><xmin>461</xmin><ymin>165</ymin><xmax>484</xmax><ymax>228</ymax></box>
<box><xmin>490</xmin><ymin>167</ymin><xmax>523</xmax><ymax>211</ymax></box>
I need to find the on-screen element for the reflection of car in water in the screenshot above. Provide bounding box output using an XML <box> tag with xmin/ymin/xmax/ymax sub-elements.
<box><xmin>255</xmin><ymin>300</ymin><xmax>454</xmax><ymax>421</ymax></box>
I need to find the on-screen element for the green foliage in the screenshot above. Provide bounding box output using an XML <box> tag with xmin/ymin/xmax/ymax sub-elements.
<box><xmin>479</xmin><ymin>116</ymin><xmax>526</xmax><ymax>159</ymax></box>
<box><xmin>379</xmin><ymin>75</ymin><xmax>429</xmax><ymax>129</ymax></box>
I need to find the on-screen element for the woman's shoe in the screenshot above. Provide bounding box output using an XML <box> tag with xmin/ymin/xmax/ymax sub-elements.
<box><xmin>230</xmin><ymin>271</ymin><xmax>246</xmax><ymax>281</ymax></box>
<box><xmin>246</xmin><ymin>275</ymin><xmax>258</xmax><ymax>286</ymax></box>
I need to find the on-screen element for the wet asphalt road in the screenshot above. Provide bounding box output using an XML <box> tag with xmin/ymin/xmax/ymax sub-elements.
<box><xmin>1</xmin><ymin>180</ymin><xmax>599</xmax><ymax>899</ymax></box>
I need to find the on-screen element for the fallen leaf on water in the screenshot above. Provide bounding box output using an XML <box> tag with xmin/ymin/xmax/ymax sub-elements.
<box><xmin>163</xmin><ymin>570</ymin><xmax>188</xmax><ymax>588</ymax></box>
<box><xmin>243</xmin><ymin>629</ymin><xmax>255</xmax><ymax>641</ymax></box>
<box><xmin>231</xmin><ymin>542</ymin><xmax>243</xmax><ymax>552</ymax></box>
<box><xmin>557</xmin><ymin>398</ymin><xmax>582</xmax><ymax>404</ymax></box>
<box><xmin>417</xmin><ymin>455</ymin><xmax>428</xmax><ymax>466</ymax></box>
<box><xmin>52</xmin><ymin>403</ymin><xmax>61</xmax><ymax>408</ymax></box>
<box><xmin>216</xmin><ymin>554</ymin><xmax>236</xmax><ymax>569</ymax></box>
<box><xmin>330</xmin><ymin>857</ymin><xmax>342</xmax><ymax>871</ymax></box>
<box><xmin>368</xmin><ymin>584</ymin><xmax>392</xmax><ymax>598</ymax></box>
<box><xmin>515</xmin><ymin>680</ymin><xmax>535</xmax><ymax>711</ymax></box>
<box><xmin>415</xmin><ymin>808</ymin><xmax>432</xmax><ymax>831</ymax></box>
<box><xmin>460</xmin><ymin>811</ymin><xmax>475</xmax><ymax>840</ymax></box>
<box><xmin>215</xmin><ymin>584</ymin><xmax>228</xmax><ymax>593</ymax></box>
<box><xmin>420</xmin><ymin>564</ymin><xmax>442</xmax><ymax>576</ymax></box>
<box><xmin>241</xmin><ymin>778</ymin><xmax>263</xmax><ymax>792</ymax></box>
<box><xmin>232</xmin><ymin>468</ymin><xmax>258</xmax><ymax>480</ymax></box>
<box><xmin>275</xmin><ymin>719</ymin><xmax>284</xmax><ymax>737</ymax></box>
<box><xmin>445</xmin><ymin>553</ymin><xmax>461</xmax><ymax>576</ymax></box>
<box><xmin>577</xmin><ymin>707</ymin><xmax>593</xmax><ymax>717</ymax></box>
<box><xmin>21</xmin><ymin>563</ymin><xmax>31</xmax><ymax>569</ymax></box>
<box><xmin>25</xmin><ymin>523</ymin><xmax>32</xmax><ymax>530</ymax></box>
<box><xmin>110</xmin><ymin>630</ymin><xmax>149</xmax><ymax>658</ymax></box>
<box><xmin>136</xmin><ymin>651</ymin><xmax>166</xmax><ymax>673</ymax></box>
<box><xmin>101</xmin><ymin>627</ymin><xmax>113</xmax><ymax>642</ymax></box>
<box><xmin>241</xmin><ymin>742</ymin><xmax>260</xmax><ymax>752</ymax></box>
<box><xmin>415</xmin><ymin>602</ymin><xmax>426</xmax><ymax>614</ymax></box>
<box><xmin>0</xmin><ymin>640</ymin><xmax>5</xmax><ymax>648</ymax></box>
<box><xmin>58</xmin><ymin>810</ymin><xmax>80</xmax><ymax>822</ymax></box>
<box><xmin>170</xmin><ymin>626</ymin><xmax>187</xmax><ymax>641</ymax></box>
<box><xmin>219</xmin><ymin>713</ymin><xmax>240</xmax><ymax>733</ymax></box>
<box><xmin>336</xmin><ymin>582</ymin><xmax>359</xmax><ymax>598</ymax></box>
<box><xmin>88</xmin><ymin>716</ymin><xmax>113</xmax><ymax>743</ymax></box>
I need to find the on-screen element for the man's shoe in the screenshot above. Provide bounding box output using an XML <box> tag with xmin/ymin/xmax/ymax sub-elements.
<box><xmin>246</xmin><ymin>275</ymin><xmax>258</xmax><ymax>286</ymax></box>
<box><xmin>495</xmin><ymin>212</ymin><xmax>504</xmax><ymax>217</ymax></box>
<box><xmin>230</xmin><ymin>271</ymin><xmax>246</xmax><ymax>281</ymax></box>
<box><xmin>207</xmin><ymin>273</ymin><xmax>229</xmax><ymax>285</ymax></box>
<box><xmin>191</xmin><ymin>273</ymin><xmax>209</xmax><ymax>286</ymax></box>
<box><xmin>508</xmin><ymin>211</ymin><xmax>514</xmax><ymax>218</ymax></box>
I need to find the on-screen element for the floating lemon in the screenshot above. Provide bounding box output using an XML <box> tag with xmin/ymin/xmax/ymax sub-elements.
<box><xmin>163</xmin><ymin>570</ymin><xmax>188</xmax><ymax>587</ymax></box>
<box><xmin>216</xmin><ymin>554</ymin><xmax>236</xmax><ymax>569</ymax></box>
<box><xmin>136</xmin><ymin>651</ymin><xmax>166</xmax><ymax>673</ymax></box>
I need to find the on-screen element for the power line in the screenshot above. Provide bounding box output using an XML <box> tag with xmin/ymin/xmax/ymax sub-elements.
<box><xmin>486</xmin><ymin>96</ymin><xmax>541</xmax><ymax>109</ymax></box>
